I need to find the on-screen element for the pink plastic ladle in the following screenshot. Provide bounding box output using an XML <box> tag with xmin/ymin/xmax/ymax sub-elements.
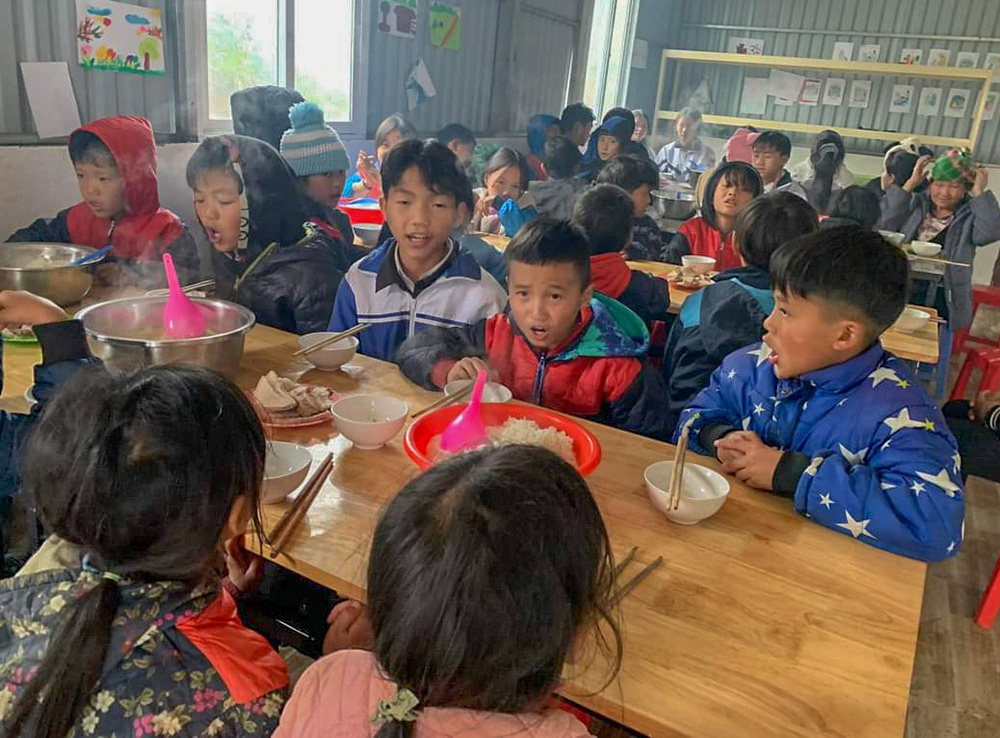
<box><xmin>439</xmin><ymin>369</ymin><xmax>489</xmax><ymax>454</ymax></box>
<box><xmin>161</xmin><ymin>253</ymin><xmax>205</xmax><ymax>339</ymax></box>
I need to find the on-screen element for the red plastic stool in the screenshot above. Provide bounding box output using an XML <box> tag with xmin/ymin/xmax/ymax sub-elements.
<box><xmin>948</xmin><ymin>346</ymin><xmax>1000</xmax><ymax>401</ymax></box>
<box><xmin>974</xmin><ymin>552</ymin><xmax>1000</xmax><ymax>628</ymax></box>
<box><xmin>953</xmin><ymin>285</ymin><xmax>1000</xmax><ymax>356</ymax></box>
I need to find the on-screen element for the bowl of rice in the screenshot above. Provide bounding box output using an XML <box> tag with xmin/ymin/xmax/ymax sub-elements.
<box><xmin>404</xmin><ymin>403</ymin><xmax>602</xmax><ymax>476</ymax></box>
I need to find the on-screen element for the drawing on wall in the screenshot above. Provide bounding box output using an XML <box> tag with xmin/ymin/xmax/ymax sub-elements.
<box><xmin>429</xmin><ymin>2</ymin><xmax>461</xmax><ymax>51</ymax></box>
<box><xmin>890</xmin><ymin>84</ymin><xmax>914</xmax><ymax>114</ymax></box>
<box><xmin>985</xmin><ymin>53</ymin><xmax>1000</xmax><ymax>81</ymax></box>
<box><xmin>76</xmin><ymin>0</ymin><xmax>164</xmax><ymax>74</ymax></box>
<box><xmin>822</xmin><ymin>78</ymin><xmax>845</xmax><ymax>106</ymax></box>
<box><xmin>377</xmin><ymin>0</ymin><xmax>418</xmax><ymax>39</ymax></box>
<box><xmin>917</xmin><ymin>87</ymin><xmax>942</xmax><ymax>116</ymax></box>
<box><xmin>944</xmin><ymin>88</ymin><xmax>970</xmax><ymax>118</ymax></box>
<box><xmin>727</xmin><ymin>37</ymin><xmax>764</xmax><ymax>55</ymax></box>
<box><xmin>900</xmin><ymin>48</ymin><xmax>923</xmax><ymax>66</ymax></box>
<box><xmin>984</xmin><ymin>91</ymin><xmax>998</xmax><ymax>121</ymax></box>
<box><xmin>956</xmin><ymin>52</ymin><xmax>980</xmax><ymax>69</ymax></box>
<box><xmin>832</xmin><ymin>42</ymin><xmax>854</xmax><ymax>62</ymax></box>
<box><xmin>848</xmin><ymin>80</ymin><xmax>872</xmax><ymax>108</ymax></box>
<box><xmin>928</xmin><ymin>49</ymin><xmax>951</xmax><ymax>67</ymax></box>
<box><xmin>859</xmin><ymin>44</ymin><xmax>881</xmax><ymax>62</ymax></box>
<box><xmin>740</xmin><ymin>77</ymin><xmax>768</xmax><ymax>115</ymax></box>
<box><xmin>799</xmin><ymin>78</ymin><xmax>822</xmax><ymax>106</ymax></box>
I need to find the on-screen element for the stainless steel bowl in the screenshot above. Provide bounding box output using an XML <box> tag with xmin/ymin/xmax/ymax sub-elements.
<box><xmin>0</xmin><ymin>243</ymin><xmax>105</xmax><ymax>306</ymax></box>
<box><xmin>76</xmin><ymin>297</ymin><xmax>256</xmax><ymax>376</ymax></box>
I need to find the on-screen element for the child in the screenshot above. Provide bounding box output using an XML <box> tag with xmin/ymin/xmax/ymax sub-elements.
<box><xmin>525</xmin><ymin>114</ymin><xmax>561</xmax><ymax>180</ymax></box>
<box><xmin>436</xmin><ymin>123</ymin><xmax>477</xmax><ymax>172</ymax></box>
<box><xmin>943</xmin><ymin>390</ymin><xmax>1000</xmax><ymax>483</ymax></box>
<box><xmin>579</xmin><ymin>115</ymin><xmax>633</xmax><ymax>182</ymax></box>
<box><xmin>790</xmin><ymin>130</ymin><xmax>854</xmax><ymax>213</ymax></box>
<box><xmin>655</xmin><ymin>108</ymin><xmax>716</xmax><ymax>184</ymax></box>
<box><xmin>597</xmin><ymin>155</ymin><xmax>668</xmax><ymax>261</ymax></box>
<box><xmin>823</xmin><ymin>185</ymin><xmax>881</xmax><ymax>230</ymax></box>
<box><xmin>187</xmin><ymin>135</ymin><xmax>363</xmax><ymax>335</ymax></box>
<box><xmin>662</xmin><ymin>193</ymin><xmax>818</xmax><ymax>431</ymax></box>
<box><xmin>560</xmin><ymin>102</ymin><xmax>596</xmax><ymax>148</ymax></box>
<box><xmin>330</xmin><ymin>139</ymin><xmax>506</xmax><ymax>361</ymax></box>
<box><xmin>751</xmin><ymin>131</ymin><xmax>794</xmax><ymax>192</ymax></box>
<box><xmin>878</xmin><ymin>149</ymin><xmax>1000</xmax><ymax>331</ymax></box>
<box><xmin>528</xmin><ymin>135</ymin><xmax>586</xmax><ymax>221</ymax></box>
<box><xmin>678</xmin><ymin>228</ymin><xmax>964</xmax><ymax>562</ymax></box>
<box><xmin>865</xmin><ymin>138</ymin><xmax>934</xmax><ymax>198</ymax></box>
<box><xmin>722</xmin><ymin>126</ymin><xmax>759</xmax><ymax>165</ymax></box>
<box><xmin>631</xmin><ymin>109</ymin><xmax>655</xmax><ymax>159</ymax></box>
<box><xmin>0</xmin><ymin>366</ymin><xmax>287</xmax><ymax>737</ymax></box>
<box><xmin>455</xmin><ymin>187</ymin><xmax>509</xmax><ymax>288</ymax></box>
<box><xmin>666</xmin><ymin>161</ymin><xmax>762</xmax><ymax>271</ymax></box>
<box><xmin>8</xmin><ymin>115</ymin><xmax>200</xmax><ymax>286</ymax></box>
<box><xmin>397</xmin><ymin>218</ymin><xmax>669</xmax><ymax>438</ymax></box>
<box><xmin>275</xmin><ymin>444</ymin><xmax>621</xmax><ymax>737</ymax></box>
<box><xmin>343</xmin><ymin>114</ymin><xmax>417</xmax><ymax>199</ymax></box>
<box><xmin>279</xmin><ymin>101</ymin><xmax>356</xmax><ymax>245</ymax></box>
<box><xmin>471</xmin><ymin>147</ymin><xmax>530</xmax><ymax>235</ymax></box>
<box><xmin>230</xmin><ymin>84</ymin><xmax>304</xmax><ymax>149</ymax></box>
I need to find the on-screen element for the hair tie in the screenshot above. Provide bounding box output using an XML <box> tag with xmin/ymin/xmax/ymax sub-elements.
<box><xmin>101</xmin><ymin>571</ymin><xmax>123</xmax><ymax>583</ymax></box>
<box><xmin>370</xmin><ymin>688</ymin><xmax>420</xmax><ymax>726</ymax></box>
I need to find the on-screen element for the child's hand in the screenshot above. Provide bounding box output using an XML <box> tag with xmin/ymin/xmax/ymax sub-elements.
<box><xmin>715</xmin><ymin>431</ymin><xmax>783</xmax><ymax>490</ymax></box>
<box><xmin>224</xmin><ymin>534</ymin><xmax>264</xmax><ymax>595</ymax></box>
<box><xmin>0</xmin><ymin>290</ymin><xmax>66</xmax><ymax>328</ymax></box>
<box><xmin>880</xmin><ymin>170</ymin><xmax>893</xmax><ymax>191</ymax></box>
<box><xmin>973</xmin><ymin>389</ymin><xmax>1000</xmax><ymax>422</ymax></box>
<box><xmin>322</xmin><ymin>599</ymin><xmax>373</xmax><ymax>654</ymax></box>
<box><xmin>973</xmin><ymin>166</ymin><xmax>989</xmax><ymax>197</ymax></box>
<box><xmin>357</xmin><ymin>151</ymin><xmax>378</xmax><ymax>189</ymax></box>
<box><xmin>904</xmin><ymin>155</ymin><xmax>933</xmax><ymax>192</ymax></box>
<box><xmin>713</xmin><ymin>434</ymin><xmax>746</xmax><ymax>466</ymax></box>
<box><xmin>447</xmin><ymin>357</ymin><xmax>489</xmax><ymax>383</ymax></box>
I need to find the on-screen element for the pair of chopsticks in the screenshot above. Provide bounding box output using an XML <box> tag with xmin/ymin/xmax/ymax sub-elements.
<box><xmin>269</xmin><ymin>452</ymin><xmax>334</xmax><ymax>558</ymax></box>
<box><xmin>611</xmin><ymin>545</ymin><xmax>663</xmax><ymax>605</ymax></box>
<box><xmin>147</xmin><ymin>279</ymin><xmax>216</xmax><ymax>297</ymax></box>
<box><xmin>667</xmin><ymin>426</ymin><xmax>690</xmax><ymax>511</ymax></box>
<box><xmin>292</xmin><ymin>324</ymin><xmax>370</xmax><ymax>358</ymax></box>
<box><xmin>411</xmin><ymin>382</ymin><xmax>473</xmax><ymax>419</ymax></box>
<box><xmin>907</xmin><ymin>254</ymin><xmax>970</xmax><ymax>268</ymax></box>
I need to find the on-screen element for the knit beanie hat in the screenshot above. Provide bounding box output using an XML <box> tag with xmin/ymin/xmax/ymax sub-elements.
<box><xmin>279</xmin><ymin>101</ymin><xmax>350</xmax><ymax>177</ymax></box>
<box><xmin>724</xmin><ymin>127</ymin><xmax>760</xmax><ymax>165</ymax></box>
<box><xmin>930</xmin><ymin>148</ymin><xmax>976</xmax><ymax>187</ymax></box>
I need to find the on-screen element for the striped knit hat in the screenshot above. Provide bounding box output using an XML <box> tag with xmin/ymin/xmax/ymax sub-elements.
<box><xmin>279</xmin><ymin>101</ymin><xmax>350</xmax><ymax>177</ymax></box>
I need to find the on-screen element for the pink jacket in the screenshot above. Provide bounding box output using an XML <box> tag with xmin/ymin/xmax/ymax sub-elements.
<box><xmin>274</xmin><ymin>650</ymin><xmax>590</xmax><ymax>737</ymax></box>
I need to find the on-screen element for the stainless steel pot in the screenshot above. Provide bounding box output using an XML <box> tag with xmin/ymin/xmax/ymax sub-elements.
<box><xmin>0</xmin><ymin>243</ymin><xmax>105</xmax><ymax>306</ymax></box>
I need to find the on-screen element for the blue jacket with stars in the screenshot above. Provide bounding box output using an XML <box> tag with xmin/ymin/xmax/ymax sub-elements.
<box><xmin>676</xmin><ymin>341</ymin><xmax>965</xmax><ymax>562</ymax></box>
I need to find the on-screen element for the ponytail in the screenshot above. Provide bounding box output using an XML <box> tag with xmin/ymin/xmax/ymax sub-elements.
<box><xmin>808</xmin><ymin>150</ymin><xmax>839</xmax><ymax>213</ymax></box>
<box><xmin>5</xmin><ymin>576</ymin><xmax>120</xmax><ymax>738</ymax></box>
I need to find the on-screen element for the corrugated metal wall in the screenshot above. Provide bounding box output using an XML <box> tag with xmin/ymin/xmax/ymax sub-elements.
<box><xmin>665</xmin><ymin>0</ymin><xmax>1000</xmax><ymax>163</ymax></box>
<box><xmin>0</xmin><ymin>0</ymin><xmax>177</xmax><ymax>137</ymax></box>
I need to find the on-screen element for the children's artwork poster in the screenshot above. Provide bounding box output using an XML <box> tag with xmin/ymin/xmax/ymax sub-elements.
<box><xmin>890</xmin><ymin>84</ymin><xmax>914</xmax><ymax>114</ymax></box>
<box><xmin>917</xmin><ymin>87</ymin><xmax>942</xmax><ymax>116</ymax></box>
<box><xmin>727</xmin><ymin>37</ymin><xmax>764</xmax><ymax>55</ymax></box>
<box><xmin>740</xmin><ymin>77</ymin><xmax>768</xmax><ymax>115</ymax></box>
<box><xmin>768</xmin><ymin>69</ymin><xmax>804</xmax><ymax>103</ymax></box>
<box><xmin>900</xmin><ymin>48</ymin><xmax>923</xmax><ymax>66</ymax></box>
<box><xmin>859</xmin><ymin>44</ymin><xmax>881</xmax><ymax>62</ymax></box>
<box><xmin>822</xmin><ymin>78</ymin><xmax>845</xmax><ymax>106</ymax></box>
<box><xmin>377</xmin><ymin>0</ymin><xmax>418</xmax><ymax>39</ymax></box>
<box><xmin>848</xmin><ymin>80</ymin><xmax>872</xmax><ymax>109</ymax></box>
<box><xmin>405</xmin><ymin>58</ymin><xmax>437</xmax><ymax>111</ymax></box>
<box><xmin>956</xmin><ymin>52</ymin><xmax>980</xmax><ymax>69</ymax></box>
<box><xmin>799</xmin><ymin>78</ymin><xmax>822</xmax><ymax>106</ymax></box>
<box><xmin>76</xmin><ymin>1</ymin><xmax>165</xmax><ymax>74</ymax></box>
<box><xmin>832</xmin><ymin>42</ymin><xmax>854</xmax><ymax>62</ymax></box>
<box><xmin>429</xmin><ymin>2</ymin><xmax>461</xmax><ymax>51</ymax></box>
<box><xmin>984</xmin><ymin>90</ymin><xmax>998</xmax><ymax>121</ymax></box>
<box><xmin>985</xmin><ymin>53</ymin><xmax>1000</xmax><ymax>81</ymax></box>
<box><xmin>928</xmin><ymin>48</ymin><xmax>951</xmax><ymax>67</ymax></box>
<box><xmin>944</xmin><ymin>88</ymin><xmax>970</xmax><ymax>118</ymax></box>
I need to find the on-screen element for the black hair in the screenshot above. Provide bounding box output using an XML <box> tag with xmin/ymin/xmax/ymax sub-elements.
<box><xmin>368</xmin><ymin>445</ymin><xmax>620</xmax><ymax>738</ymax></box>
<box><xmin>483</xmin><ymin>147</ymin><xmax>529</xmax><ymax>193</ymax></box>
<box><xmin>560</xmin><ymin>102</ymin><xmax>596</xmax><ymax>132</ymax></box>
<box><xmin>230</xmin><ymin>84</ymin><xmax>304</xmax><ymax>149</ymax></box>
<box><xmin>596</xmin><ymin>155</ymin><xmax>658</xmax><ymax>193</ymax></box>
<box><xmin>827</xmin><ymin>185</ymin><xmax>882</xmax><ymax>230</ymax></box>
<box><xmin>806</xmin><ymin>129</ymin><xmax>846</xmax><ymax>214</ymax></box>
<box><xmin>375</xmin><ymin>114</ymin><xmax>417</xmax><ymax>152</ymax></box>
<box><xmin>381</xmin><ymin>139</ymin><xmax>472</xmax><ymax>207</ymax></box>
<box><xmin>504</xmin><ymin>217</ymin><xmax>591</xmax><ymax>287</ymax></box>
<box><xmin>6</xmin><ymin>365</ymin><xmax>267</xmax><ymax>738</ymax></box>
<box><xmin>752</xmin><ymin>131</ymin><xmax>792</xmax><ymax>158</ymax></box>
<box><xmin>436</xmin><ymin>123</ymin><xmax>476</xmax><ymax>147</ymax></box>
<box><xmin>68</xmin><ymin>130</ymin><xmax>115</xmax><ymax>168</ymax></box>
<box><xmin>735</xmin><ymin>192</ymin><xmax>818</xmax><ymax>270</ymax></box>
<box><xmin>601</xmin><ymin>107</ymin><xmax>636</xmax><ymax>139</ymax></box>
<box><xmin>543</xmin><ymin>135</ymin><xmax>582</xmax><ymax>179</ymax></box>
<box><xmin>770</xmin><ymin>226</ymin><xmax>910</xmax><ymax>340</ymax></box>
<box><xmin>676</xmin><ymin>107</ymin><xmax>703</xmax><ymax>126</ymax></box>
<box><xmin>185</xmin><ymin>136</ymin><xmax>244</xmax><ymax>193</ymax></box>
<box><xmin>572</xmin><ymin>184</ymin><xmax>634</xmax><ymax>255</ymax></box>
<box><xmin>884</xmin><ymin>146</ymin><xmax>934</xmax><ymax>189</ymax></box>
<box><xmin>702</xmin><ymin>162</ymin><xmax>764</xmax><ymax>230</ymax></box>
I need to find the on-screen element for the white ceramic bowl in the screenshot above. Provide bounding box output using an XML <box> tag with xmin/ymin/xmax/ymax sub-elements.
<box><xmin>878</xmin><ymin>230</ymin><xmax>906</xmax><ymax>247</ymax></box>
<box><xmin>354</xmin><ymin>223</ymin><xmax>382</xmax><ymax>247</ymax></box>
<box><xmin>298</xmin><ymin>333</ymin><xmax>359</xmax><ymax>371</ymax></box>
<box><xmin>263</xmin><ymin>441</ymin><xmax>312</xmax><ymax>504</ymax></box>
<box><xmin>909</xmin><ymin>240</ymin><xmax>943</xmax><ymax>257</ymax></box>
<box><xmin>893</xmin><ymin>306</ymin><xmax>931</xmax><ymax>333</ymax></box>
<box><xmin>681</xmin><ymin>255</ymin><xmax>716</xmax><ymax>275</ymax></box>
<box><xmin>644</xmin><ymin>461</ymin><xmax>730</xmax><ymax>525</ymax></box>
<box><xmin>444</xmin><ymin>380</ymin><xmax>513</xmax><ymax>403</ymax></box>
<box><xmin>331</xmin><ymin>394</ymin><xmax>409</xmax><ymax>450</ymax></box>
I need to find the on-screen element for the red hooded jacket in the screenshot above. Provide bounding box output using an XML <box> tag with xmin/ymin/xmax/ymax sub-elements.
<box><xmin>676</xmin><ymin>216</ymin><xmax>741</xmax><ymax>272</ymax></box>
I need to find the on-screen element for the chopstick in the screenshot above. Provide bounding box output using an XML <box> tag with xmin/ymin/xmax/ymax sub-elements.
<box><xmin>410</xmin><ymin>382</ymin><xmax>473</xmax><ymax>420</ymax></box>
<box><xmin>292</xmin><ymin>324</ymin><xmax>369</xmax><ymax>357</ymax></box>
<box><xmin>268</xmin><ymin>452</ymin><xmax>333</xmax><ymax>558</ymax></box>
<box><xmin>146</xmin><ymin>279</ymin><xmax>216</xmax><ymax>297</ymax></box>
<box><xmin>612</xmin><ymin>556</ymin><xmax>664</xmax><ymax>605</ymax></box>
<box><xmin>907</xmin><ymin>254</ymin><xmax>970</xmax><ymax>268</ymax></box>
<box><xmin>614</xmin><ymin>545</ymin><xmax>639</xmax><ymax>578</ymax></box>
<box><xmin>668</xmin><ymin>426</ymin><xmax>690</xmax><ymax>511</ymax></box>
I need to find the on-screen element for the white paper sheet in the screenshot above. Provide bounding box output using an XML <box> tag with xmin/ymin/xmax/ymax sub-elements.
<box><xmin>631</xmin><ymin>39</ymin><xmax>648</xmax><ymax>69</ymax></box>
<box><xmin>405</xmin><ymin>58</ymin><xmax>437</xmax><ymax>111</ymax></box>
<box><xmin>19</xmin><ymin>62</ymin><xmax>81</xmax><ymax>140</ymax></box>
<box><xmin>768</xmin><ymin>69</ymin><xmax>805</xmax><ymax>102</ymax></box>
<box><xmin>740</xmin><ymin>77</ymin><xmax>768</xmax><ymax>115</ymax></box>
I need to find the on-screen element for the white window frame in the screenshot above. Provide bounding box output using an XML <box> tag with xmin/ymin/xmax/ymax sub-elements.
<box><xmin>583</xmin><ymin>0</ymin><xmax>640</xmax><ymax>113</ymax></box>
<box><xmin>189</xmin><ymin>0</ymin><xmax>369</xmax><ymax>139</ymax></box>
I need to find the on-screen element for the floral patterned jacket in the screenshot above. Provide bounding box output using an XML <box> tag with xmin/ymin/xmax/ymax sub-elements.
<box><xmin>0</xmin><ymin>568</ymin><xmax>288</xmax><ymax>737</ymax></box>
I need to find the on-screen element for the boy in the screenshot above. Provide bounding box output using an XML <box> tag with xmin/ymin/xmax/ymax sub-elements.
<box><xmin>436</xmin><ymin>123</ymin><xmax>477</xmax><ymax>172</ymax></box>
<box><xmin>528</xmin><ymin>136</ymin><xmax>585</xmax><ymax>221</ymax></box>
<box><xmin>597</xmin><ymin>155</ymin><xmax>668</xmax><ymax>261</ymax></box>
<box><xmin>662</xmin><ymin>193</ymin><xmax>818</xmax><ymax>432</ymax></box>
<box><xmin>329</xmin><ymin>140</ymin><xmax>507</xmax><ymax>361</ymax></box>
<box><xmin>560</xmin><ymin>103</ymin><xmax>596</xmax><ymax>148</ymax></box>
<box><xmin>751</xmin><ymin>131</ymin><xmax>794</xmax><ymax>192</ymax></box>
<box><xmin>572</xmin><ymin>184</ymin><xmax>671</xmax><ymax>325</ymax></box>
<box><xmin>678</xmin><ymin>227</ymin><xmax>964</xmax><ymax>562</ymax></box>
<box><xmin>8</xmin><ymin>115</ymin><xmax>200</xmax><ymax>286</ymax></box>
<box><xmin>396</xmin><ymin>218</ymin><xmax>669</xmax><ymax>439</ymax></box>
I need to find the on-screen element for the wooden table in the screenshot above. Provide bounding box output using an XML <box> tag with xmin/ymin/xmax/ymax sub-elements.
<box><xmin>0</xmin><ymin>320</ymin><xmax>928</xmax><ymax>737</ymax></box>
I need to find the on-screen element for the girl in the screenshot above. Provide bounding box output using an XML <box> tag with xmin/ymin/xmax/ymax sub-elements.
<box><xmin>667</xmin><ymin>161</ymin><xmax>763</xmax><ymax>271</ymax></box>
<box><xmin>274</xmin><ymin>444</ymin><xmax>622</xmax><ymax>737</ymax></box>
<box><xmin>471</xmin><ymin>147</ymin><xmax>530</xmax><ymax>235</ymax></box>
<box><xmin>187</xmin><ymin>135</ymin><xmax>365</xmax><ymax>334</ymax></box>
<box><xmin>579</xmin><ymin>115</ymin><xmax>633</xmax><ymax>181</ymax></box>
<box><xmin>631</xmin><ymin>109</ymin><xmax>655</xmax><ymax>159</ymax></box>
<box><xmin>878</xmin><ymin>149</ymin><xmax>1000</xmax><ymax>331</ymax></box>
<box><xmin>343</xmin><ymin>114</ymin><xmax>417</xmax><ymax>199</ymax></box>
<box><xmin>790</xmin><ymin>129</ymin><xmax>854</xmax><ymax>214</ymax></box>
<box><xmin>525</xmin><ymin>114</ymin><xmax>560</xmax><ymax>181</ymax></box>
<box><xmin>0</xmin><ymin>366</ymin><xmax>287</xmax><ymax>737</ymax></box>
